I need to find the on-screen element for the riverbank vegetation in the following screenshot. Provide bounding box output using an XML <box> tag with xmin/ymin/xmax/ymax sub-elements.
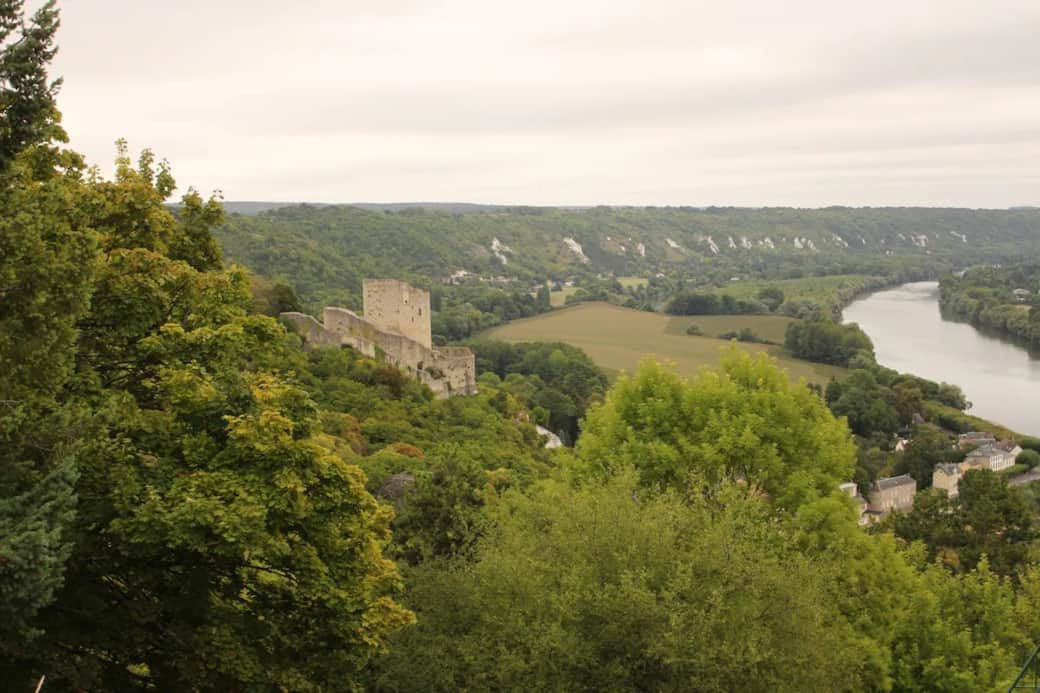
<box><xmin>784</xmin><ymin>319</ymin><xmax>874</xmax><ymax>366</ymax></box>
<box><xmin>940</xmin><ymin>264</ymin><xmax>1040</xmax><ymax>348</ymax></box>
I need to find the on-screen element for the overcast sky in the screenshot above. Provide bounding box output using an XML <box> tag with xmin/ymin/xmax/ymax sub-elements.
<box><xmin>51</xmin><ymin>0</ymin><xmax>1040</xmax><ymax>207</ymax></box>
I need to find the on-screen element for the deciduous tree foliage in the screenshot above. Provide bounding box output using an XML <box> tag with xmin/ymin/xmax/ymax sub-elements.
<box><xmin>576</xmin><ymin>348</ymin><xmax>855</xmax><ymax>512</ymax></box>
<box><xmin>784</xmin><ymin>318</ymin><xmax>874</xmax><ymax>366</ymax></box>
<box><xmin>370</xmin><ymin>473</ymin><xmax>866</xmax><ymax>692</ymax></box>
<box><xmin>11</xmin><ymin>155</ymin><xmax>411</xmax><ymax>691</ymax></box>
<box><xmin>894</xmin><ymin>425</ymin><xmax>965</xmax><ymax>489</ymax></box>
<box><xmin>892</xmin><ymin>470</ymin><xmax>1037</xmax><ymax>577</ymax></box>
<box><xmin>2</xmin><ymin>116</ymin><xmax>415</xmax><ymax>690</ymax></box>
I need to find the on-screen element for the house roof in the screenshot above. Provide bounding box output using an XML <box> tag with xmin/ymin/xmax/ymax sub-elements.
<box><xmin>966</xmin><ymin>444</ymin><xmax>997</xmax><ymax>458</ymax></box>
<box><xmin>875</xmin><ymin>474</ymin><xmax>916</xmax><ymax>491</ymax></box>
<box><xmin>935</xmin><ymin>463</ymin><xmax>961</xmax><ymax>476</ymax></box>
<box><xmin>994</xmin><ymin>440</ymin><xmax>1021</xmax><ymax>452</ymax></box>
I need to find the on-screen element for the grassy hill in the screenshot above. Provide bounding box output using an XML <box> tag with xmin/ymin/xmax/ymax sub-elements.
<box><xmin>214</xmin><ymin>204</ymin><xmax>1040</xmax><ymax>311</ymax></box>
<box><xmin>482</xmin><ymin>302</ymin><xmax>845</xmax><ymax>385</ymax></box>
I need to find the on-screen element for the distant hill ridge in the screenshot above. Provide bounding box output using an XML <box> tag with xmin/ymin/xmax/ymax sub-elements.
<box><xmin>214</xmin><ymin>203</ymin><xmax>1040</xmax><ymax>310</ymax></box>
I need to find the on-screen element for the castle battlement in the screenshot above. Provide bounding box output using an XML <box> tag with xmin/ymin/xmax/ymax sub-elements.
<box><xmin>282</xmin><ymin>280</ymin><xmax>477</xmax><ymax>398</ymax></box>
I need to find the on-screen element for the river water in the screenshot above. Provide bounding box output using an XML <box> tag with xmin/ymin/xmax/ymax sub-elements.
<box><xmin>843</xmin><ymin>281</ymin><xmax>1040</xmax><ymax>436</ymax></box>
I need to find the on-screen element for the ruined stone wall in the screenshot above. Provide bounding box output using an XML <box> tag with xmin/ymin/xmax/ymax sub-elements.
<box><xmin>281</xmin><ymin>312</ymin><xmax>343</xmax><ymax>348</ymax></box>
<box><xmin>323</xmin><ymin>307</ymin><xmax>381</xmax><ymax>343</ymax></box>
<box><xmin>282</xmin><ymin>280</ymin><xmax>476</xmax><ymax>399</ymax></box>
<box><xmin>430</xmin><ymin>346</ymin><xmax>478</xmax><ymax>396</ymax></box>
<box><xmin>362</xmin><ymin>279</ymin><xmax>432</xmax><ymax>350</ymax></box>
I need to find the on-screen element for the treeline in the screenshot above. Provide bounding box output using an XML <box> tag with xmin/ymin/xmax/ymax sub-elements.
<box><xmin>213</xmin><ymin>197</ymin><xmax>1040</xmax><ymax>315</ymax></box>
<box><xmin>466</xmin><ymin>341</ymin><xmax>609</xmax><ymax>444</ymax></box>
<box><xmin>785</xmin><ymin>319</ymin><xmax>874</xmax><ymax>366</ymax></box>
<box><xmin>431</xmin><ymin>283</ymin><xmax>551</xmax><ymax>343</ymax></box>
<box><xmin>664</xmin><ymin>290</ymin><xmax>769</xmax><ymax>315</ymax></box>
<box><xmin>940</xmin><ymin>264</ymin><xmax>1040</xmax><ymax>348</ymax></box>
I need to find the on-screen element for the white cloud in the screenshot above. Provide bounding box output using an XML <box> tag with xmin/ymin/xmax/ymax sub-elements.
<box><xmin>50</xmin><ymin>0</ymin><xmax>1040</xmax><ymax>206</ymax></box>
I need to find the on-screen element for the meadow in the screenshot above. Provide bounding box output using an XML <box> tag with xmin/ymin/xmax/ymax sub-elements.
<box><xmin>617</xmin><ymin>276</ymin><xmax>649</xmax><ymax>289</ymax></box>
<box><xmin>549</xmin><ymin>286</ymin><xmax>581</xmax><ymax>306</ymax></box>
<box><xmin>663</xmin><ymin>314</ymin><xmax>797</xmax><ymax>343</ymax></box>
<box><xmin>484</xmin><ymin>302</ymin><xmax>846</xmax><ymax>385</ymax></box>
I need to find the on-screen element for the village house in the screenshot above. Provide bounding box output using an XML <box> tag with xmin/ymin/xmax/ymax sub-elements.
<box><xmin>932</xmin><ymin>463</ymin><xmax>963</xmax><ymax>497</ymax></box>
<box><xmin>996</xmin><ymin>439</ymin><xmax>1024</xmax><ymax>461</ymax></box>
<box><xmin>963</xmin><ymin>441</ymin><xmax>1020</xmax><ymax>472</ymax></box>
<box><xmin>840</xmin><ymin>482</ymin><xmax>870</xmax><ymax>526</ymax></box>
<box><xmin>958</xmin><ymin>431</ymin><xmax>996</xmax><ymax>450</ymax></box>
<box><xmin>868</xmin><ymin>475</ymin><xmax>917</xmax><ymax>517</ymax></box>
<box><xmin>1013</xmin><ymin>288</ymin><xmax>1033</xmax><ymax>302</ymax></box>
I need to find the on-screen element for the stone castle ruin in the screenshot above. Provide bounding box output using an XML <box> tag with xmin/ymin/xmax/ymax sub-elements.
<box><xmin>281</xmin><ymin>279</ymin><xmax>477</xmax><ymax>398</ymax></box>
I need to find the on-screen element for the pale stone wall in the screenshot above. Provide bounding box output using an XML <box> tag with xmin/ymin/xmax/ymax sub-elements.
<box><xmin>932</xmin><ymin>469</ymin><xmax>961</xmax><ymax>497</ymax></box>
<box><xmin>430</xmin><ymin>346</ymin><xmax>478</xmax><ymax>396</ymax></box>
<box><xmin>281</xmin><ymin>312</ymin><xmax>343</xmax><ymax>348</ymax></box>
<box><xmin>282</xmin><ymin>280</ymin><xmax>476</xmax><ymax>399</ymax></box>
<box><xmin>362</xmin><ymin>279</ymin><xmax>432</xmax><ymax>350</ymax></box>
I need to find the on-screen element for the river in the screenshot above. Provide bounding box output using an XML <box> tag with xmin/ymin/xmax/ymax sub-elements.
<box><xmin>843</xmin><ymin>281</ymin><xmax>1040</xmax><ymax>436</ymax></box>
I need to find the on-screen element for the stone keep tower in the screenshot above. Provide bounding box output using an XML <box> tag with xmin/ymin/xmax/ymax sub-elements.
<box><xmin>362</xmin><ymin>279</ymin><xmax>432</xmax><ymax>349</ymax></box>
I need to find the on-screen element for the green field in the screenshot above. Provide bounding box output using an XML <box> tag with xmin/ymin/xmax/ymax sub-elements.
<box><xmin>484</xmin><ymin>302</ymin><xmax>846</xmax><ymax>385</ymax></box>
<box><xmin>663</xmin><ymin>314</ymin><xmax>797</xmax><ymax>344</ymax></box>
<box><xmin>717</xmin><ymin>274</ymin><xmax>874</xmax><ymax>300</ymax></box>
<box><xmin>713</xmin><ymin>274</ymin><xmax>886</xmax><ymax>316</ymax></box>
<box><xmin>549</xmin><ymin>286</ymin><xmax>580</xmax><ymax>307</ymax></box>
<box><xmin>617</xmin><ymin>276</ymin><xmax>648</xmax><ymax>289</ymax></box>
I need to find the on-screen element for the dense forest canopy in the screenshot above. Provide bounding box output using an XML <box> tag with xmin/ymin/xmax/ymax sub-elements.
<box><xmin>215</xmin><ymin>203</ymin><xmax>1040</xmax><ymax>312</ymax></box>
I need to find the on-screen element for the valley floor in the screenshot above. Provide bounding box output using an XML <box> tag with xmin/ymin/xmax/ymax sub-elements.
<box><xmin>484</xmin><ymin>302</ymin><xmax>846</xmax><ymax>385</ymax></box>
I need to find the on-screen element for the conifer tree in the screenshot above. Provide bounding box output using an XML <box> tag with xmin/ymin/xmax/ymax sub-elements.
<box><xmin>0</xmin><ymin>0</ymin><xmax>93</xmax><ymax>653</ymax></box>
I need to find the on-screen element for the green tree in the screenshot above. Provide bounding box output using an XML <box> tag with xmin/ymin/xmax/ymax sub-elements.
<box><xmin>391</xmin><ymin>445</ymin><xmax>507</xmax><ymax>565</ymax></box>
<box><xmin>756</xmin><ymin>285</ymin><xmax>785</xmax><ymax>311</ymax></box>
<box><xmin>0</xmin><ymin>0</ymin><xmax>95</xmax><ymax>652</ymax></box>
<box><xmin>893</xmin><ymin>383</ymin><xmax>925</xmax><ymax>424</ymax></box>
<box><xmin>576</xmin><ymin>347</ymin><xmax>855</xmax><ymax>512</ymax></box>
<box><xmin>784</xmin><ymin>318</ymin><xmax>874</xmax><ymax>366</ymax></box>
<box><xmin>370</xmin><ymin>473</ymin><xmax>866</xmax><ymax>692</ymax></box>
<box><xmin>4</xmin><ymin>151</ymin><xmax>413</xmax><ymax>691</ymax></box>
<box><xmin>892</xmin><ymin>470</ymin><xmax>1036</xmax><ymax>577</ymax></box>
<box><xmin>894</xmin><ymin>426</ymin><xmax>963</xmax><ymax>489</ymax></box>
<box><xmin>827</xmin><ymin>369</ymin><xmax>900</xmax><ymax>437</ymax></box>
<box><xmin>0</xmin><ymin>0</ymin><xmax>62</xmax><ymax>171</ymax></box>
<box><xmin>1017</xmin><ymin>449</ymin><xmax>1040</xmax><ymax>469</ymax></box>
<box><xmin>535</xmin><ymin>284</ymin><xmax>551</xmax><ymax>310</ymax></box>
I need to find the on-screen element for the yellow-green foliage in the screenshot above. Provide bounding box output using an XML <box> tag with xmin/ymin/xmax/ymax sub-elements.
<box><xmin>484</xmin><ymin>302</ymin><xmax>845</xmax><ymax>385</ymax></box>
<box><xmin>577</xmin><ymin>350</ymin><xmax>855</xmax><ymax>509</ymax></box>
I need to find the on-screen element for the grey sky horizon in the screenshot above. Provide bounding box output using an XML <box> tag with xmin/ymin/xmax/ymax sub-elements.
<box><xmin>52</xmin><ymin>0</ymin><xmax>1040</xmax><ymax>208</ymax></box>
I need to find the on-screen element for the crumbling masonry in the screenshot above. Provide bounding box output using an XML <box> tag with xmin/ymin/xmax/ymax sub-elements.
<box><xmin>281</xmin><ymin>279</ymin><xmax>478</xmax><ymax>398</ymax></box>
